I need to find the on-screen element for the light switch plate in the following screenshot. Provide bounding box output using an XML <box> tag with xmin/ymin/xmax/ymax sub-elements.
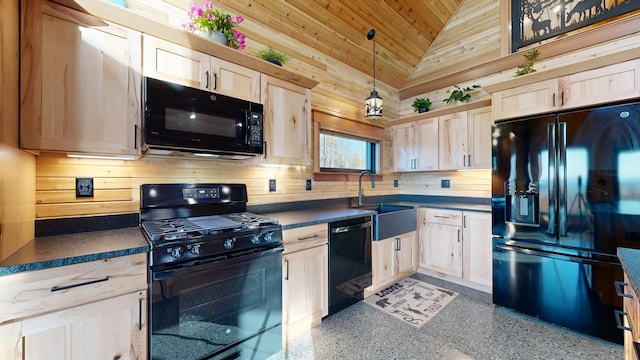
<box><xmin>76</xmin><ymin>178</ymin><xmax>94</xmax><ymax>197</ymax></box>
<box><xmin>269</xmin><ymin>179</ymin><xmax>276</xmax><ymax>192</ymax></box>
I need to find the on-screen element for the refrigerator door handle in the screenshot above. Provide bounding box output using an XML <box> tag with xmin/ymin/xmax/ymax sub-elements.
<box><xmin>548</xmin><ymin>123</ymin><xmax>557</xmax><ymax>235</ymax></box>
<box><xmin>558</xmin><ymin>122</ymin><xmax>568</xmax><ymax>236</ymax></box>
<box><xmin>495</xmin><ymin>243</ymin><xmax>620</xmax><ymax>267</ymax></box>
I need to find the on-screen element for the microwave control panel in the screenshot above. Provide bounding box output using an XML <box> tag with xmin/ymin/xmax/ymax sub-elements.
<box><xmin>248</xmin><ymin>112</ymin><xmax>263</xmax><ymax>146</ymax></box>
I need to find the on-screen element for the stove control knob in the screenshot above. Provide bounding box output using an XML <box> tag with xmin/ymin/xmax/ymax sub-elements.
<box><xmin>168</xmin><ymin>247</ymin><xmax>183</xmax><ymax>259</ymax></box>
<box><xmin>264</xmin><ymin>232</ymin><xmax>273</xmax><ymax>243</ymax></box>
<box><xmin>224</xmin><ymin>238</ymin><xmax>236</xmax><ymax>250</ymax></box>
<box><xmin>188</xmin><ymin>243</ymin><xmax>201</xmax><ymax>255</ymax></box>
<box><xmin>250</xmin><ymin>234</ymin><xmax>261</xmax><ymax>244</ymax></box>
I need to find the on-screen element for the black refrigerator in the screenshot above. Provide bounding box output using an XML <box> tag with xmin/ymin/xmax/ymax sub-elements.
<box><xmin>491</xmin><ymin>100</ymin><xmax>640</xmax><ymax>344</ymax></box>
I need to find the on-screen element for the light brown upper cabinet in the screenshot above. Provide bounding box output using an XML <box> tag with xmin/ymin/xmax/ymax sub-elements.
<box><xmin>439</xmin><ymin>107</ymin><xmax>492</xmax><ymax>170</ymax></box>
<box><xmin>492</xmin><ymin>59</ymin><xmax>640</xmax><ymax>121</ymax></box>
<box><xmin>391</xmin><ymin>117</ymin><xmax>439</xmax><ymax>172</ymax></box>
<box><xmin>20</xmin><ymin>0</ymin><xmax>141</xmax><ymax>156</ymax></box>
<box><xmin>143</xmin><ymin>35</ymin><xmax>261</xmax><ymax>103</ymax></box>
<box><xmin>260</xmin><ymin>76</ymin><xmax>312</xmax><ymax>166</ymax></box>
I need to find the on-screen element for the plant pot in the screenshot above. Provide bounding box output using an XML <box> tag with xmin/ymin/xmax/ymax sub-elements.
<box><xmin>418</xmin><ymin>107</ymin><xmax>429</xmax><ymax>113</ymax></box>
<box><xmin>208</xmin><ymin>30</ymin><xmax>228</xmax><ymax>46</ymax></box>
<box><xmin>265</xmin><ymin>59</ymin><xmax>282</xmax><ymax>66</ymax></box>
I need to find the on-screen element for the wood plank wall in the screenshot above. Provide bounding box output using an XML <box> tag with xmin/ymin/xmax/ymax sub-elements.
<box><xmin>35</xmin><ymin>144</ymin><xmax>400</xmax><ymax>219</ymax></box>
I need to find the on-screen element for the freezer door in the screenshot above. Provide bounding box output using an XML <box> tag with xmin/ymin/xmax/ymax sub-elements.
<box><xmin>493</xmin><ymin>238</ymin><xmax>623</xmax><ymax>344</ymax></box>
<box><xmin>491</xmin><ymin>115</ymin><xmax>557</xmax><ymax>244</ymax></box>
<box><xmin>559</xmin><ymin>101</ymin><xmax>640</xmax><ymax>253</ymax></box>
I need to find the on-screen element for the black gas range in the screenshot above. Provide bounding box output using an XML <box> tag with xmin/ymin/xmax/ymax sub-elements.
<box><xmin>140</xmin><ymin>183</ymin><xmax>282</xmax><ymax>268</ymax></box>
<box><xmin>140</xmin><ymin>183</ymin><xmax>283</xmax><ymax>360</ymax></box>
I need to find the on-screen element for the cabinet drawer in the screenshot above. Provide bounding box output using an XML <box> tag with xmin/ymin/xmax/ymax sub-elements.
<box><xmin>424</xmin><ymin>209</ymin><xmax>462</xmax><ymax>226</ymax></box>
<box><xmin>0</xmin><ymin>253</ymin><xmax>147</xmax><ymax>324</ymax></box>
<box><xmin>282</xmin><ymin>224</ymin><xmax>328</xmax><ymax>254</ymax></box>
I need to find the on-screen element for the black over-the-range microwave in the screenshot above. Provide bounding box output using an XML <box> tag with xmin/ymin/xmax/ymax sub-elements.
<box><xmin>142</xmin><ymin>77</ymin><xmax>264</xmax><ymax>157</ymax></box>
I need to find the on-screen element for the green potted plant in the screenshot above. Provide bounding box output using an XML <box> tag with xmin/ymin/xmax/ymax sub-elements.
<box><xmin>253</xmin><ymin>46</ymin><xmax>290</xmax><ymax>66</ymax></box>
<box><xmin>515</xmin><ymin>48</ymin><xmax>540</xmax><ymax>76</ymax></box>
<box><xmin>443</xmin><ymin>84</ymin><xmax>481</xmax><ymax>104</ymax></box>
<box><xmin>411</xmin><ymin>98</ymin><xmax>432</xmax><ymax>113</ymax></box>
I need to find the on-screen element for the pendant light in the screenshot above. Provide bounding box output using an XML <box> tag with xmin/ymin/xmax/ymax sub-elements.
<box><xmin>365</xmin><ymin>29</ymin><xmax>383</xmax><ymax>120</ymax></box>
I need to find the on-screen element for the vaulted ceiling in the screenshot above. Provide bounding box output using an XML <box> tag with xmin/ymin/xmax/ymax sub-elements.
<box><xmin>156</xmin><ymin>0</ymin><xmax>465</xmax><ymax>89</ymax></box>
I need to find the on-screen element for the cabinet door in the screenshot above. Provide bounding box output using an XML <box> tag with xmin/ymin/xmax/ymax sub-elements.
<box><xmin>0</xmin><ymin>291</ymin><xmax>147</xmax><ymax>360</ymax></box>
<box><xmin>462</xmin><ymin>211</ymin><xmax>492</xmax><ymax>287</ymax></box>
<box><xmin>560</xmin><ymin>59</ymin><xmax>640</xmax><ymax>110</ymax></box>
<box><xmin>439</xmin><ymin>112</ymin><xmax>468</xmax><ymax>170</ymax></box>
<box><xmin>423</xmin><ymin>223</ymin><xmax>463</xmax><ymax>277</ymax></box>
<box><xmin>213</xmin><ymin>58</ymin><xmax>261</xmax><ymax>103</ymax></box>
<box><xmin>396</xmin><ymin>231</ymin><xmax>417</xmax><ymax>275</ymax></box>
<box><xmin>142</xmin><ymin>34</ymin><xmax>210</xmax><ymax>90</ymax></box>
<box><xmin>282</xmin><ymin>244</ymin><xmax>328</xmax><ymax>342</ymax></box>
<box><xmin>21</xmin><ymin>2</ymin><xmax>141</xmax><ymax>155</ymax></box>
<box><xmin>492</xmin><ymin>79</ymin><xmax>558</xmax><ymax>120</ymax></box>
<box><xmin>371</xmin><ymin>237</ymin><xmax>396</xmax><ymax>290</ymax></box>
<box><xmin>261</xmin><ymin>76</ymin><xmax>311</xmax><ymax>166</ymax></box>
<box><xmin>414</xmin><ymin>118</ymin><xmax>439</xmax><ymax>171</ymax></box>
<box><xmin>467</xmin><ymin>107</ymin><xmax>492</xmax><ymax>169</ymax></box>
<box><xmin>392</xmin><ymin>118</ymin><xmax>438</xmax><ymax>172</ymax></box>
<box><xmin>391</xmin><ymin>122</ymin><xmax>415</xmax><ymax>172</ymax></box>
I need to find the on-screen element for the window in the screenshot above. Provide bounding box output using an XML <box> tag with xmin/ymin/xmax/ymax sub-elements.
<box><xmin>312</xmin><ymin>110</ymin><xmax>385</xmax><ymax>180</ymax></box>
<box><xmin>319</xmin><ymin>132</ymin><xmax>379</xmax><ymax>173</ymax></box>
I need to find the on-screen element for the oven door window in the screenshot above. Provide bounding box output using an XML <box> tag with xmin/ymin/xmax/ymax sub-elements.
<box><xmin>150</xmin><ymin>248</ymin><xmax>282</xmax><ymax>360</ymax></box>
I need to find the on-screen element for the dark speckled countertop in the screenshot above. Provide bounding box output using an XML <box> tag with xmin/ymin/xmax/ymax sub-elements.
<box><xmin>618</xmin><ymin>247</ymin><xmax>640</xmax><ymax>296</ymax></box>
<box><xmin>263</xmin><ymin>208</ymin><xmax>377</xmax><ymax>229</ymax></box>
<box><xmin>0</xmin><ymin>227</ymin><xmax>149</xmax><ymax>276</ymax></box>
<box><xmin>0</xmin><ymin>199</ymin><xmax>490</xmax><ymax>276</ymax></box>
<box><xmin>263</xmin><ymin>201</ymin><xmax>491</xmax><ymax>230</ymax></box>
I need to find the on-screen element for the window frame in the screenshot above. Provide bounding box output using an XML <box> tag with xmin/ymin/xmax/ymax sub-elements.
<box><xmin>318</xmin><ymin>130</ymin><xmax>379</xmax><ymax>173</ymax></box>
<box><xmin>313</xmin><ymin>110</ymin><xmax>385</xmax><ymax>182</ymax></box>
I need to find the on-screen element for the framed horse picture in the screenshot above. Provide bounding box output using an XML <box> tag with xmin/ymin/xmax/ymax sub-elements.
<box><xmin>512</xmin><ymin>0</ymin><xmax>640</xmax><ymax>51</ymax></box>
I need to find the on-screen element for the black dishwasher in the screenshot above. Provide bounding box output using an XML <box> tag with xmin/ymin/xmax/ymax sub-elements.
<box><xmin>328</xmin><ymin>216</ymin><xmax>373</xmax><ymax>316</ymax></box>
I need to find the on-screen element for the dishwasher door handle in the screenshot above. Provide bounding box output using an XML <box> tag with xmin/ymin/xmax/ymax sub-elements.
<box><xmin>330</xmin><ymin>221</ymin><xmax>372</xmax><ymax>234</ymax></box>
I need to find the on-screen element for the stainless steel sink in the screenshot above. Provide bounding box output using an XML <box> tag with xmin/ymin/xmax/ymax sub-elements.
<box><xmin>357</xmin><ymin>204</ymin><xmax>417</xmax><ymax>240</ymax></box>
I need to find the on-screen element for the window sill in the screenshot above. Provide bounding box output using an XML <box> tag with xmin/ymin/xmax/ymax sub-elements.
<box><xmin>313</xmin><ymin>172</ymin><xmax>383</xmax><ymax>182</ymax></box>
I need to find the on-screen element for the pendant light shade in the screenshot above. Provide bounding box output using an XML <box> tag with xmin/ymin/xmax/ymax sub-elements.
<box><xmin>365</xmin><ymin>29</ymin><xmax>382</xmax><ymax>120</ymax></box>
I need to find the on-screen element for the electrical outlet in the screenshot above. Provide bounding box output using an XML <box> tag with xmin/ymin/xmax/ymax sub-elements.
<box><xmin>269</xmin><ymin>179</ymin><xmax>276</xmax><ymax>192</ymax></box>
<box><xmin>441</xmin><ymin>179</ymin><xmax>450</xmax><ymax>188</ymax></box>
<box><xmin>76</xmin><ymin>178</ymin><xmax>94</xmax><ymax>197</ymax></box>
<box><xmin>394</xmin><ymin>179</ymin><xmax>399</xmax><ymax>188</ymax></box>
<box><xmin>306</xmin><ymin>179</ymin><xmax>312</xmax><ymax>191</ymax></box>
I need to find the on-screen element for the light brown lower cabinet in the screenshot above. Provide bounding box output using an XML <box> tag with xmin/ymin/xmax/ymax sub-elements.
<box><xmin>621</xmin><ymin>273</ymin><xmax>640</xmax><ymax>360</ymax></box>
<box><xmin>0</xmin><ymin>291</ymin><xmax>146</xmax><ymax>359</ymax></box>
<box><xmin>418</xmin><ymin>208</ymin><xmax>492</xmax><ymax>291</ymax></box>
<box><xmin>281</xmin><ymin>224</ymin><xmax>328</xmax><ymax>342</ymax></box>
<box><xmin>0</xmin><ymin>253</ymin><xmax>148</xmax><ymax>359</ymax></box>
<box><xmin>367</xmin><ymin>231</ymin><xmax>418</xmax><ymax>294</ymax></box>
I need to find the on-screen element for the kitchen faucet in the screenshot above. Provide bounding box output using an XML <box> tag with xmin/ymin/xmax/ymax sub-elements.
<box><xmin>358</xmin><ymin>170</ymin><xmax>375</xmax><ymax>206</ymax></box>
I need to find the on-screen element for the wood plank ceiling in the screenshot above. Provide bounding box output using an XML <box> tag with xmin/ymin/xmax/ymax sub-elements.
<box><xmin>165</xmin><ymin>0</ymin><xmax>464</xmax><ymax>90</ymax></box>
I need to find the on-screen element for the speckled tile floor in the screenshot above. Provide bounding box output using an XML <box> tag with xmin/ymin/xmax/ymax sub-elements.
<box><xmin>269</xmin><ymin>273</ymin><xmax>623</xmax><ymax>360</ymax></box>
